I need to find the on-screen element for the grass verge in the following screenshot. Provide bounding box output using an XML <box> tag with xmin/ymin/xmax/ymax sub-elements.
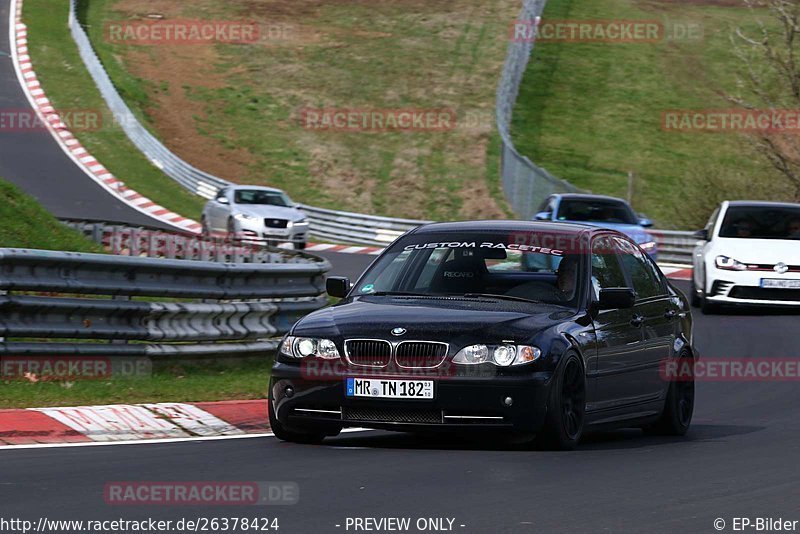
<box><xmin>510</xmin><ymin>0</ymin><xmax>791</xmax><ymax>228</ymax></box>
<box><xmin>0</xmin><ymin>178</ymin><xmax>102</xmax><ymax>251</ymax></box>
<box><xmin>70</xmin><ymin>0</ymin><xmax>519</xmax><ymax>221</ymax></box>
<box><xmin>0</xmin><ymin>358</ymin><xmax>271</xmax><ymax>409</ymax></box>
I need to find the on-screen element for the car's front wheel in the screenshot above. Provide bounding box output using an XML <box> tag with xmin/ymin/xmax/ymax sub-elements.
<box><xmin>268</xmin><ymin>400</ymin><xmax>330</xmax><ymax>445</ymax></box>
<box><xmin>536</xmin><ymin>352</ymin><xmax>586</xmax><ymax>451</ymax></box>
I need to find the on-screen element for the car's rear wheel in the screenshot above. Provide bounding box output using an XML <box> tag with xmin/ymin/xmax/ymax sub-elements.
<box><xmin>268</xmin><ymin>400</ymin><xmax>329</xmax><ymax>445</ymax></box>
<box><xmin>644</xmin><ymin>350</ymin><xmax>694</xmax><ymax>436</ymax></box>
<box><xmin>296</xmin><ymin>240</ymin><xmax>307</xmax><ymax>250</ymax></box>
<box><xmin>536</xmin><ymin>352</ymin><xmax>586</xmax><ymax>451</ymax></box>
<box><xmin>201</xmin><ymin>216</ymin><xmax>210</xmax><ymax>237</ymax></box>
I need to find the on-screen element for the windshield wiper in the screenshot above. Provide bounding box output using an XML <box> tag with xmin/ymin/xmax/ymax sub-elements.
<box><xmin>463</xmin><ymin>293</ymin><xmax>543</xmax><ymax>304</ymax></box>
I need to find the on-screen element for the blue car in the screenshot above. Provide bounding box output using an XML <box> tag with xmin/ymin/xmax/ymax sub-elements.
<box><xmin>534</xmin><ymin>194</ymin><xmax>658</xmax><ymax>260</ymax></box>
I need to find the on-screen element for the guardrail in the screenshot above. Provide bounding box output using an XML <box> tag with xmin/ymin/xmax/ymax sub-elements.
<box><xmin>652</xmin><ymin>230</ymin><xmax>697</xmax><ymax>265</ymax></box>
<box><xmin>61</xmin><ymin>219</ymin><xmax>328</xmax><ymax>264</ymax></box>
<box><xmin>67</xmin><ymin>0</ymin><xmax>428</xmax><ymax>244</ymax></box>
<box><xmin>0</xmin><ymin>248</ymin><xmax>329</xmax><ymax>358</ymax></box>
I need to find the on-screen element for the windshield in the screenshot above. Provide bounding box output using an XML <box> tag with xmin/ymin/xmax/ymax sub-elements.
<box><xmin>719</xmin><ymin>205</ymin><xmax>800</xmax><ymax>240</ymax></box>
<box><xmin>233</xmin><ymin>189</ymin><xmax>293</xmax><ymax>207</ymax></box>
<box><xmin>557</xmin><ymin>199</ymin><xmax>638</xmax><ymax>225</ymax></box>
<box><xmin>353</xmin><ymin>232</ymin><xmax>585</xmax><ymax>308</ymax></box>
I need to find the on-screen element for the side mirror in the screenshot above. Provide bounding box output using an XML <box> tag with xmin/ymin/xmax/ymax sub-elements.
<box><xmin>598</xmin><ymin>288</ymin><xmax>636</xmax><ymax>310</ymax></box>
<box><xmin>692</xmin><ymin>229</ymin><xmax>709</xmax><ymax>241</ymax></box>
<box><xmin>638</xmin><ymin>215</ymin><xmax>653</xmax><ymax>228</ymax></box>
<box><xmin>217</xmin><ymin>196</ymin><xmax>230</xmax><ymax>205</ymax></box>
<box><xmin>326</xmin><ymin>277</ymin><xmax>351</xmax><ymax>299</ymax></box>
<box><xmin>534</xmin><ymin>211</ymin><xmax>551</xmax><ymax>221</ymax></box>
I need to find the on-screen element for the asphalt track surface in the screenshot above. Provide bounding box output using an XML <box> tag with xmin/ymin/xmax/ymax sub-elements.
<box><xmin>3</xmin><ymin>280</ymin><xmax>800</xmax><ymax>534</ymax></box>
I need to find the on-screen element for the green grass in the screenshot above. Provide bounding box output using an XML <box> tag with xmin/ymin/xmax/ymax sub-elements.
<box><xmin>511</xmin><ymin>0</ymin><xmax>793</xmax><ymax>228</ymax></box>
<box><xmin>62</xmin><ymin>0</ymin><xmax>519</xmax><ymax>221</ymax></box>
<box><xmin>24</xmin><ymin>0</ymin><xmax>205</xmax><ymax>220</ymax></box>
<box><xmin>0</xmin><ymin>178</ymin><xmax>102</xmax><ymax>251</ymax></box>
<box><xmin>0</xmin><ymin>359</ymin><xmax>271</xmax><ymax>409</ymax></box>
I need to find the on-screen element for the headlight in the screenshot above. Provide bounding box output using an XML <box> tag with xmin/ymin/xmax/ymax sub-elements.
<box><xmin>280</xmin><ymin>336</ymin><xmax>340</xmax><ymax>360</ymax></box>
<box><xmin>452</xmin><ymin>344</ymin><xmax>541</xmax><ymax>366</ymax></box>
<box><xmin>234</xmin><ymin>213</ymin><xmax>258</xmax><ymax>221</ymax></box>
<box><xmin>715</xmin><ymin>255</ymin><xmax>747</xmax><ymax>271</ymax></box>
<box><xmin>639</xmin><ymin>241</ymin><xmax>657</xmax><ymax>252</ymax></box>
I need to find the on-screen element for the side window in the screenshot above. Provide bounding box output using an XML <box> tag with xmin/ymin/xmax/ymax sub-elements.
<box><xmin>613</xmin><ymin>237</ymin><xmax>665</xmax><ymax>299</ymax></box>
<box><xmin>591</xmin><ymin>236</ymin><xmax>628</xmax><ymax>299</ymax></box>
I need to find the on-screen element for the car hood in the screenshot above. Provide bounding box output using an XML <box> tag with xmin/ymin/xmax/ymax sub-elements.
<box><xmin>234</xmin><ymin>205</ymin><xmax>306</xmax><ymax>221</ymax></box>
<box><xmin>712</xmin><ymin>238</ymin><xmax>800</xmax><ymax>265</ymax></box>
<box><xmin>292</xmin><ymin>296</ymin><xmax>574</xmax><ymax>345</ymax></box>
<box><xmin>564</xmin><ymin>221</ymin><xmax>653</xmax><ymax>244</ymax></box>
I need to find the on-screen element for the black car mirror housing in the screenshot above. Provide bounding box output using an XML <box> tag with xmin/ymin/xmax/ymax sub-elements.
<box><xmin>598</xmin><ymin>288</ymin><xmax>636</xmax><ymax>310</ymax></box>
<box><xmin>692</xmin><ymin>228</ymin><xmax>709</xmax><ymax>241</ymax></box>
<box><xmin>326</xmin><ymin>277</ymin><xmax>351</xmax><ymax>298</ymax></box>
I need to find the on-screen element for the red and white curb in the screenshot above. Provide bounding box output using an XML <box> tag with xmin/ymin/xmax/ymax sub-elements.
<box><xmin>660</xmin><ymin>265</ymin><xmax>692</xmax><ymax>281</ymax></box>
<box><xmin>0</xmin><ymin>400</ymin><xmax>269</xmax><ymax>446</ymax></box>
<box><xmin>8</xmin><ymin>0</ymin><xmax>201</xmax><ymax>234</ymax></box>
<box><xmin>305</xmin><ymin>243</ymin><xmax>384</xmax><ymax>255</ymax></box>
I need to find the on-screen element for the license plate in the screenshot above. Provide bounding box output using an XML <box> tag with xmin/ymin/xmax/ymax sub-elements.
<box><xmin>761</xmin><ymin>279</ymin><xmax>800</xmax><ymax>289</ymax></box>
<box><xmin>346</xmin><ymin>378</ymin><xmax>434</xmax><ymax>399</ymax></box>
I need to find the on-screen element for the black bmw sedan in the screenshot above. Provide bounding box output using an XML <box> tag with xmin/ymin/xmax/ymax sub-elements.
<box><xmin>269</xmin><ymin>221</ymin><xmax>696</xmax><ymax>449</ymax></box>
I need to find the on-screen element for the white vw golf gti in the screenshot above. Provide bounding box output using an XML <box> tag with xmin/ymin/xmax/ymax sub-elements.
<box><xmin>692</xmin><ymin>201</ymin><xmax>800</xmax><ymax>313</ymax></box>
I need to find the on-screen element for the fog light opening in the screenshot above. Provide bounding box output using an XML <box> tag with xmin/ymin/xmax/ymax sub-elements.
<box><xmin>503</xmin><ymin>396</ymin><xmax>513</xmax><ymax>407</ymax></box>
<box><xmin>284</xmin><ymin>386</ymin><xmax>295</xmax><ymax>398</ymax></box>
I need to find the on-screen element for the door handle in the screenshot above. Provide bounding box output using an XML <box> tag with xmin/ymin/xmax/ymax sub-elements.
<box><xmin>664</xmin><ymin>309</ymin><xmax>678</xmax><ymax>319</ymax></box>
<box><xmin>630</xmin><ymin>314</ymin><xmax>645</xmax><ymax>327</ymax></box>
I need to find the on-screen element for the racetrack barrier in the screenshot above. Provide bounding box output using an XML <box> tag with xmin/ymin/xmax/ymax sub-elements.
<box><xmin>0</xmin><ymin>247</ymin><xmax>329</xmax><ymax>360</ymax></box>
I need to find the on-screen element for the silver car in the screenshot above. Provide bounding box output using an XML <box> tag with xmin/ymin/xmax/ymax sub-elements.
<box><xmin>201</xmin><ymin>186</ymin><xmax>310</xmax><ymax>249</ymax></box>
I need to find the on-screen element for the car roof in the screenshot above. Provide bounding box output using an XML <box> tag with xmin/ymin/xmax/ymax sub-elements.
<box><xmin>553</xmin><ymin>193</ymin><xmax>628</xmax><ymax>204</ymax></box>
<box><xmin>411</xmin><ymin>220</ymin><xmax>602</xmax><ymax>236</ymax></box>
<box><xmin>725</xmin><ymin>200</ymin><xmax>800</xmax><ymax>209</ymax></box>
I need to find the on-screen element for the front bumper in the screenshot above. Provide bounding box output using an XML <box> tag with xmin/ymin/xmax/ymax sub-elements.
<box><xmin>236</xmin><ymin>219</ymin><xmax>309</xmax><ymax>244</ymax></box>
<box><xmin>270</xmin><ymin>362</ymin><xmax>553</xmax><ymax>434</ymax></box>
<box><xmin>706</xmin><ymin>268</ymin><xmax>800</xmax><ymax>306</ymax></box>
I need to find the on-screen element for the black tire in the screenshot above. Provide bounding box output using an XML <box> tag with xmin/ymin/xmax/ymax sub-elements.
<box><xmin>296</xmin><ymin>240</ymin><xmax>307</xmax><ymax>250</ymax></box>
<box><xmin>690</xmin><ymin>278</ymin><xmax>701</xmax><ymax>308</ymax></box>
<box><xmin>268</xmin><ymin>400</ymin><xmax>328</xmax><ymax>445</ymax></box>
<box><xmin>700</xmin><ymin>294</ymin><xmax>719</xmax><ymax>315</ymax></box>
<box><xmin>536</xmin><ymin>352</ymin><xmax>586</xmax><ymax>451</ymax></box>
<box><xmin>645</xmin><ymin>351</ymin><xmax>695</xmax><ymax>436</ymax></box>
<box><xmin>201</xmin><ymin>216</ymin><xmax>210</xmax><ymax>237</ymax></box>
